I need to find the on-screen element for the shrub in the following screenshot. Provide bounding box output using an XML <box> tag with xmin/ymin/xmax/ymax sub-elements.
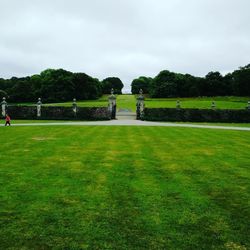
<box><xmin>143</xmin><ymin>108</ymin><xmax>250</xmax><ymax>123</ymax></box>
<box><xmin>6</xmin><ymin>106</ymin><xmax>111</xmax><ymax>121</ymax></box>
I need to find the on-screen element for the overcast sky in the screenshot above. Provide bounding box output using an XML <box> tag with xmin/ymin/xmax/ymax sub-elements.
<box><xmin>0</xmin><ymin>0</ymin><xmax>249</xmax><ymax>92</ymax></box>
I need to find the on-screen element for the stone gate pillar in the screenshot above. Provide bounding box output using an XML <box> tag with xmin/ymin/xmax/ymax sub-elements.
<box><xmin>37</xmin><ymin>98</ymin><xmax>42</xmax><ymax>117</ymax></box>
<box><xmin>108</xmin><ymin>88</ymin><xmax>116</xmax><ymax>119</ymax></box>
<box><xmin>136</xmin><ymin>89</ymin><xmax>145</xmax><ymax>120</ymax></box>
<box><xmin>1</xmin><ymin>97</ymin><xmax>7</xmax><ymax>117</ymax></box>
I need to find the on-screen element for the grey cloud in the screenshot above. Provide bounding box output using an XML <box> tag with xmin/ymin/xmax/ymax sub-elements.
<box><xmin>0</xmin><ymin>0</ymin><xmax>249</xmax><ymax>92</ymax></box>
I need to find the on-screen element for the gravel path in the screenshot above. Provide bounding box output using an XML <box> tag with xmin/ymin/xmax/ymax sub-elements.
<box><xmin>3</xmin><ymin>120</ymin><xmax>250</xmax><ymax>131</ymax></box>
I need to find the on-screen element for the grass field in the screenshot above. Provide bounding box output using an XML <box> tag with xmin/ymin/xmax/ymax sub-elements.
<box><xmin>45</xmin><ymin>95</ymin><xmax>109</xmax><ymax>108</ymax></box>
<box><xmin>45</xmin><ymin>95</ymin><xmax>137</xmax><ymax>111</ymax></box>
<box><xmin>0</xmin><ymin>126</ymin><xmax>249</xmax><ymax>249</ymax></box>
<box><xmin>14</xmin><ymin>95</ymin><xmax>250</xmax><ymax>111</ymax></box>
<box><xmin>145</xmin><ymin>96</ymin><xmax>249</xmax><ymax>110</ymax></box>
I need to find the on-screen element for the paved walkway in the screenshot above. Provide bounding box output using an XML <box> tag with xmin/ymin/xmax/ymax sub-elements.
<box><xmin>116</xmin><ymin>110</ymin><xmax>136</xmax><ymax>120</ymax></box>
<box><xmin>5</xmin><ymin>120</ymin><xmax>250</xmax><ymax>131</ymax></box>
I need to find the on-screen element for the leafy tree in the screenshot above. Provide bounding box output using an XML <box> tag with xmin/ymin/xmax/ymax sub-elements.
<box><xmin>203</xmin><ymin>72</ymin><xmax>225</xmax><ymax>96</ymax></box>
<box><xmin>223</xmin><ymin>73</ymin><xmax>234</xmax><ymax>96</ymax></box>
<box><xmin>39</xmin><ymin>69</ymin><xmax>74</xmax><ymax>102</ymax></box>
<box><xmin>232</xmin><ymin>64</ymin><xmax>250</xmax><ymax>96</ymax></box>
<box><xmin>9</xmin><ymin>77</ymin><xmax>34</xmax><ymax>102</ymax></box>
<box><xmin>0</xmin><ymin>69</ymin><xmax>105</xmax><ymax>103</ymax></box>
<box><xmin>131</xmin><ymin>76</ymin><xmax>152</xmax><ymax>94</ymax></box>
<box><xmin>137</xmin><ymin>66</ymin><xmax>250</xmax><ymax>98</ymax></box>
<box><xmin>0</xmin><ymin>78</ymin><xmax>7</xmax><ymax>91</ymax></box>
<box><xmin>30</xmin><ymin>74</ymin><xmax>42</xmax><ymax>99</ymax></box>
<box><xmin>72</xmin><ymin>73</ymin><xmax>102</xmax><ymax>100</ymax></box>
<box><xmin>102</xmin><ymin>77</ymin><xmax>124</xmax><ymax>94</ymax></box>
<box><xmin>156</xmin><ymin>82</ymin><xmax>177</xmax><ymax>97</ymax></box>
<box><xmin>0</xmin><ymin>90</ymin><xmax>8</xmax><ymax>99</ymax></box>
<box><xmin>1</xmin><ymin>63</ymin><xmax>249</xmax><ymax>103</ymax></box>
<box><xmin>150</xmin><ymin>70</ymin><xmax>177</xmax><ymax>97</ymax></box>
<box><xmin>182</xmin><ymin>74</ymin><xmax>201</xmax><ymax>97</ymax></box>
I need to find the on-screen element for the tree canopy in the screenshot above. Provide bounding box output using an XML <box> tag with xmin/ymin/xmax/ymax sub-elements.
<box><xmin>101</xmin><ymin>77</ymin><xmax>124</xmax><ymax>94</ymax></box>
<box><xmin>130</xmin><ymin>64</ymin><xmax>250</xmax><ymax>98</ymax></box>
<box><xmin>0</xmin><ymin>69</ymin><xmax>122</xmax><ymax>103</ymax></box>
<box><xmin>131</xmin><ymin>76</ymin><xmax>152</xmax><ymax>94</ymax></box>
<box><xmin>0</xmin><ymin>64</ymin><xmax>249</xmax><ymax>103</ymax></box>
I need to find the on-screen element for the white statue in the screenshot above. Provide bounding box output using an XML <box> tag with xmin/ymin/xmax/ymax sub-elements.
<box><xmin>37</xmin><ymin>98</ymin><xmax>42</xmax><ymax>117</ymax></box>
<box><xmin>72</xmin><ymin>98</ymin><xmax>77</xmax><ymax>114</ymax></box>
<box><xmin>1</xmin><ymin>97</ymin><xmax>7</xmax><ymax>117</ymax></box>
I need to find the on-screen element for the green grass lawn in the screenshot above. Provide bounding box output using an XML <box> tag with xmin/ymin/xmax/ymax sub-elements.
<box><xmin>0</xmin><ymin>126</ymin><xmax>249</xmax><ymax>249</ymax></box>
<box><xmin>13</xmin><ymin>95</ymin><xmax>249</xmax><ymax>111</ymax></box>
<box><xmin>45</xmin><ymin>95</ymin><xmax>109</xmax><ymax>108</ymax></box>
<box><xmin>145</xmin><ymin>96</ymin><xmax>250</xmax><ymax>110</ymax></box>
<box><xmin>46</xmin><ymin>95</ymin><xmax>250</xmax><ymax>110</ymax></box>
<box><xmin>44</xmin><ymin>95</ymin><xmax>137</xmax><ymax>111</ymax></box>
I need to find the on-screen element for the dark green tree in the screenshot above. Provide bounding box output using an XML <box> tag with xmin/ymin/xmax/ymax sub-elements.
<box><xmin>232</xmin><ymin>64</ymin><xmax>250</xmax><ymax>96</ymax></box>
<box><xmin>39</xmin><ymin>69</ymin><xmax>74</xmax><ymax>102</ymax></box>
<box><xmin>203</xmin><ymin>71</ymin><xmax>225</xmax><ymax>96</ymax></box>
<box><xmin>131</xmin><ymin>76</ymin><xmax>152</xmax><ymax>94</ymax></box>
<box><xmin>72</xmin><ymin>73</ymin><xmax>102</xmax><ymax>100</ymax></box>
<box><xmin>150</xmin><ymin>70</ymin><xmax>177</xmax><ymax>97</ymax></box>
<box><xmin>102</xmin><ymin>77</ymin><xmax>124</xmax><ymax>94</ymax></box>
<box><xmin>0</xmin><ymin>90</ymin><xmax>8</xmax><ymax>99</ymax></box>
<box><xmin>9</xmin><ymin>77</ymin><xmax>34</xmax><ymax>102</ymax></box>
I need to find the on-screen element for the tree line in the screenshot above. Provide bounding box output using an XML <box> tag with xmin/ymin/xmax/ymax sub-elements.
<box><xmin>131</xmin><ymin>64</ymin><xmax>250</xmax><ymax>97</ymax></box>
<box><xmin>1</xmin><ymin>64</ymin><xmax>249</xmax><ymax>103</ymax></box>
<box><xmin>0</xmin><ymin>69</ymin><xmax>124</xmax><ymax>103</ymax></box>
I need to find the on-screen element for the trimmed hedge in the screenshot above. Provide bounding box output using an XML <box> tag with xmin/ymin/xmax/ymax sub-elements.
<box><xmin>143</xmin><ymin>108</ymin><xmax>250</xmax><ymax>123</ymax></box>
<box><xmin>5</xmin><ymin>106</ymin><xmax>111</xmax><ymax>121</ymax></box>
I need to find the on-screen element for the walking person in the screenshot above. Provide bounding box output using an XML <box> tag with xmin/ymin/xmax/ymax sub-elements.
<box><xmin>5</xmin><ymin>114</ymin><xmax>11</xmax><ymax>126</ymax></box>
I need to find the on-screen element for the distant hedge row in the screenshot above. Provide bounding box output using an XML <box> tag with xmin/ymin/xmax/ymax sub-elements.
<box><xmin>143</xmin><ymin>108</ymin><xmax>250</xmax><ymax>123</ymax></box>
<box><xmin>6</xmin><ymin>106</ymin><xmax>111</xmax><ymax>121</ymax></box>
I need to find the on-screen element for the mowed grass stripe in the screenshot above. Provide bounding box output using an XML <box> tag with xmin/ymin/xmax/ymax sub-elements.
<box><xmin>0</xmin><ymin>126</ymin><xmax>249</xmax><ymax>249</ymax></box>
<box><xmin>94</xmin><ymin>127</ymin><xmax>149</xmax><ymax>249</ymax></box>
<box><xmin>133</xmin><ymin>128</ymin><xmax>218</xmax><ymax>248</ymax></box>
<box><xmin>145</xmin><ymin>128</ymin><xmax>250</xmax><ymax>247</ymax></box>
<box><xmin>1</xmin><ymin>127</ymin><xmax>112</xmax><ymax>248</ymax></box>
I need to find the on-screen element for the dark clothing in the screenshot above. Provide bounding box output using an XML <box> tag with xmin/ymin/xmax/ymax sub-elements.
<box><xmin>5</xmin><ymin>121</ymin><xmax>11</xmax><ymax>126</ymax></box>
<box><xmin>5</xmin><ymin>115</ymin><xmax>11</xmax><ymax>126</ymax></box>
